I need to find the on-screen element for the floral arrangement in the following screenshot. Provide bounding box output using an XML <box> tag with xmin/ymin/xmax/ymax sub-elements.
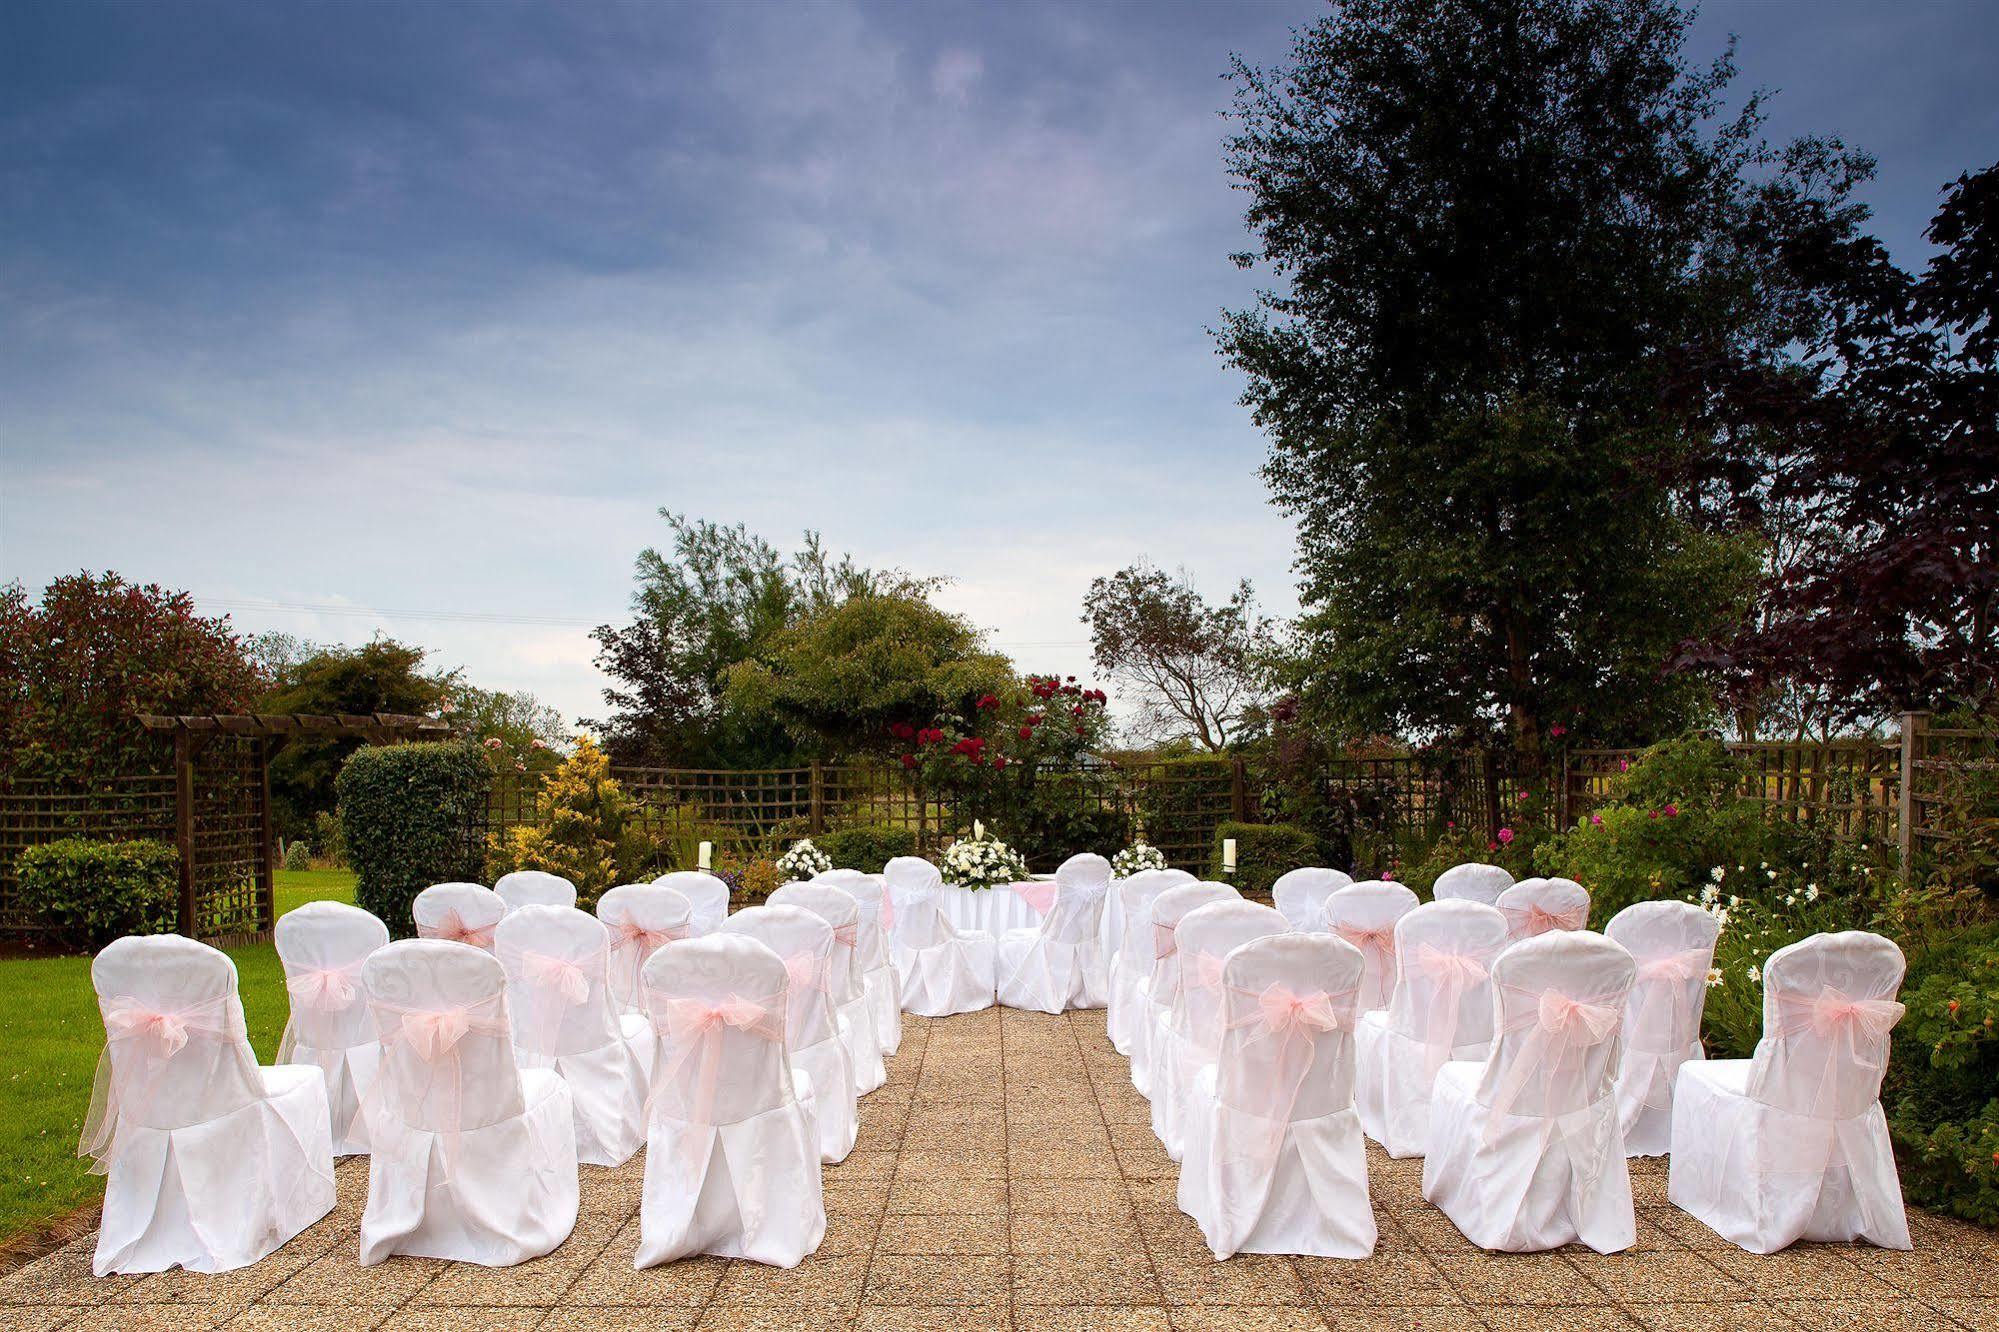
<box><xmin>942</xmin><ymin>833</ymin><xmax>1029</xmax><ymax>890</ymax></box>
<box><xmin>775</xmin><ymin>838</ymin><xmax>833</xmax><ymax>881</ymax></box>
<box><xmin>1112</xmin><ymin>841</ymin><xmax>1167</xmax><ymax>877</ymax></box>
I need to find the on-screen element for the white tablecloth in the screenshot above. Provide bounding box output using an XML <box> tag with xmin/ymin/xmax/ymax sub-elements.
<box><xmin>937</xmin><ymin>883</ymin><xmax>1043</xmax><ymax>936</ymax></box>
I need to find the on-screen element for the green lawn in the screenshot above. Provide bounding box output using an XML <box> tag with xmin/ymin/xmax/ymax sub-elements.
<box><xmin>0</xmin><ymin>868</ymin><xmax>357</xmax><ymax>1244</ymax></box>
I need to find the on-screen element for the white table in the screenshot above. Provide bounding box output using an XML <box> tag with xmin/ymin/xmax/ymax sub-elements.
<box><xmin>935</xmin><ymin>882</ymin><xmax>1043</xmax><ymax>936</ymax></box>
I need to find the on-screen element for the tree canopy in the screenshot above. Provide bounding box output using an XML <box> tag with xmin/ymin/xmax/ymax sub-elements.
<box><xmin>1081</xmin><ymin>563</ymin><xmax>1272</xmax><ymax>751</ymax></box>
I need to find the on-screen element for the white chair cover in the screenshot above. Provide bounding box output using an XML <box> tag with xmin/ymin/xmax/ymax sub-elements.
<box><xmin>1496</xmin><ymin>877</ymin><xmax>1591</xmax><ymax>942</ymax></box>
<box><xmin>496</xmin><ymin>906</ymin><xmax>647</xmax><ymax>1167</ymax></box>
<box><xmin>1178</xmin><ymin>932</ymin><xmax>1372</xmax><ymax>1259</ymax></box>
<box><xmin>770</xmin><ymin>881</ymin><xmax>885</xmax><ymax>1095</ymax></box>
<box><xmin>1668</xmin><ymin>931</ymin><xmax>1912</xmax><ymax>1253</ymax></box>
<box><xmin>1323</xmin><ymin>880</ymin><xmax>1420</xmax><ymax>1012</ymax></box>
<box><xmin>655</xmin><ymin>870</ymin><xmax>731</xmax><ymax>936</ymax></box>
<box><xmin>884</xmin><ymin>856</ymin><xmax>995</xmax><ymax>1017</ymax></box>
<box><xmin>1354</xmin><ymin>900</ymin><xmax>1507</xmax><ymax>1158</ymax></box>
<box><xmin>816</xmin><ymin>870</ymin><xmax>903</xmax><ymax>1057</ymax></box>
<box><xmin>1101</xmin><ymin>866</ymin><xmax>1195</xmax><ymax>984</ymax></box>
<box><xmin>83</xmin><ymin>935</ymin><xmax>335</xmax><ymax>1275</ymax></box>
<box><xmin>494</xmin><ymin>870</ymin><xmax>578</xmax><ymax>914</ymax></box>
<box><xmin>1432</xmin><ymin>862</ymin><xmax>1514</xmax><ymax>906</ymax></box>
<box><xmin>597</xmin><ymin>883</ymin><xmax>695</xmax><ymax>1013</ymax></box>
<box><xmin>635</xmin><ymin>934</ymin><xmax>826</xmax><ymax>1269</ymax></box>
<box><xmin>413</xmin><ymin>882</ymin><xmax>505</xmax><ymax>951</ymax></box>
<box><xmin>1605</xmin><ymin>900</ymin><xmax>1719</xmax><ymax>1156</ymax></box>
<box><xmin>1107</xmin><ymin>870</ymin><xmax>1186</xmax><ymax>1056</ymax></box>
<box><xmin>1132</xmin><ymin>881</ymin><xmax>1240</xmax><ymax>1099</ymax></box>
<box><xmin>1271</xmin><ymin>867</ymin><xmax>1354</xmax><ymax>932</ymax></box>
<box><xmin>276</xmin><ymin>901</ymin><xmax>389</xmax><ymax>1156</ymax></box>
<box><xmin>996</xmin><ymin>852</ymin><xmax>1114</xmax><ymax>1013</ymax></box>
<box><xmin>1151</xmin><ymin>900</ymin><xmax>1289</xmax><ymax>1159</ymax></box>
<box><xmin>719</xmin><ymin>904</ymin><xmax>859</xmax><ymax>1163</ymax></box>
<box><xmin>355</xmin><ymin>940</ymin><xmax>578</xmax><ymax>1267</ymax></box>
<box><xmin>1422</xmin><ymin>930</ymin><xmax>1637</xmax><ymax>1254</ymax></box>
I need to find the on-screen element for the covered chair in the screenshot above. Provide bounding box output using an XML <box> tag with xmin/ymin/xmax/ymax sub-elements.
<box><xmin>83</xmin><ymin>935</ymin><xmax>335</xmax><ymax>1275</ymax></box>
<box><xmin>769</xmin><ymin>881</ymin><xmax>885</xmax><ymax>1095</ymax></box>
<box><xmin>655</xmin><ymin>870</ymin><xmax>731</xmax><ymax>936</ymax></box>
<box><xmin>276</xmin><ymin>900</ymin><xmax>390</xmax><ymax>1156</ymax></box>
<box><xmin>496</xmin><ymin>905</ymin><xmax>647</xmax><ymax>1167</ymax></box>
<box><xmin>1423</xmin><ymin>930</ymin><xmax>1636</xmax><ymax>1253</ymax></box>
<box><xmin>494</xmin><ymin>870</ymin><xmax>578</xmax><ymax>914</ymax></box>
<box><xmin>1432</xmin><ymin>863</ymin><xmax>1514</xmax><ymax>906</ymax></box>
<box><xmin>1271</xmin><ymin>867</ymin><xmax>1354</xmax><ymax>933</ymax></box>
<box><xmin>1605</xmin><ymin>901</ymin><xmax>1720</xmax><ymax>1156</ymax></box>
<box><xmin>1151</xmin><ymin>899</ymin><xmax>1289</xmax><ymax>1159</ymax></box>
<box><xmin>884</xmin><ymin>855</ymin><xmax>995</xmax><ymax>1017</ymax></box>
<box><xmin>635</xmin><ymin>934</ymin><xmax>826</xmax><ymax>1269</ymax></box>
<box><xmin>596</xmin><ymin>882</ymin><xmax>694</xmax><ymax>1084</ymax></box>
<box><xmin>1323</xmin><ymin>880</ymin><xmax>1420</xmax><ymax>1012</ymax></box>
<box><xmin>1101</xmin><ymin>866</ymin><xmax>1194</xmax><ymax>975</ymax></box>
<box><xmin>1132</xmin><ymin>881</ymin><xmax>1240</xmax><ymax>1099</ymax></box>
<box><xmin>357</xmin><ymin>940</ymin><xmax>578</xmax><ymax>1267</ymax></box>
<box><xmin>996</xmin><ymin>852</ymin><xmax>1115</xmax><ymax>1013</ymax></box>
<box><xmin>719</xmin><ymin>904</ymin><xmax>859</xmax><ymax>1163</ymax></box>
<box><xmin>817</xmin><ymin>869</ymin><xmax>902</xmax><ymax>1057</ymax></box>
<box><xmin>1354</xmin><ymin>900</ymin><xmax>1508</xmax><ymax>1158</ymax></box>
<box><xmin>1668</xmin><ymin>931</ymin><xmax>1912</xmax><ymax>1253</ymax></box>
<box><xmin>1178</xmin><ymin>932</ymin><xmax>1371</xmax><ymax>1259</ymax></box>
<box><xmin>413</xmin><ymin>882</ymin><xmax>504</xmax><ymax>951</ymax></box>
<box><xmin>1497</xmin><ymin>877</ymin><xmax>1591</xmax><ymax>942</ymax></box>
<box><xmin>1108</xmin><ymin>869</ymin><xmax>1187</xmax><ymax>1056</ymax></box>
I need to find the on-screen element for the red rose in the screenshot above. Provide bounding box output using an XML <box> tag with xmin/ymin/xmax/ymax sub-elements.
<box><xmin>1072</xmin><ymin>704</ymin><xmax>1084</xmax><ymax>716</ymax></box>
<box><xmin>900</xmin><ymin>753</ymin><xmax>917</xmax><ymax>769</ymax></box>
<box><xmin>1074</xmin><ymin>725</ymin><xmax>1085</xmax><ymax>735</ymax></box>
<box><xmin>993</xmin><ymin>756</ymin><xmax>1008</xmax><ymax>770</ymax></box>
<box><xmin>976</xmin><ymin>693</ymin><xmax>998</xmax><ymax>710</ymax></box>
<box><xmin>1019</xmin><ymin>726</ymin><xmax>1033</xmax><ymax>740</ymax></box>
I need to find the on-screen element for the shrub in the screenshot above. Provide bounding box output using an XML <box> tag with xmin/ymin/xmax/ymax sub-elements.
<box><xmin>1885</xmin><ymin>919</ymin><xmax>1999</xmax><ymax>1225</ymax></box>
<box><xmin>309</xmin><ymin>810</ymin><xmax>348</xmax><ymax>867</ymax></box>
<box><xmin>1210</xmin><ymin>821</ymin><xmax>1317</xmax><ymax>896</ymax></box>
<box><xmin>817</xmin><ymin>824</ymin><xmax>918</xmax><ymax>873</ymax></box>
<box><xmin>714</xmin><ymin>849</ymin><xmax>785</xmax><ymax>904</ymax></box>
<box><xmin>486</xmin><ymin>737</ymin><xmax>632</xmax><ymax>906</ymax></box>
<box><xmin>337</xmin><ymin>740</ymin><xmax>489</xmax><ymax>937</ymax></box>
<box><xmin>15</xmin><ymin>837</ymin><xmax>179</xmax><ymax>949</ymax></box>
<box><xmin>1609</xmin><ymin>735</ymin><xmax>1746</xmax><ymax>812</ymax></box>
<box><xmin>281</xmin><ymin>840</ymin><xmax>313</xmax><ymax>873</ymax></box>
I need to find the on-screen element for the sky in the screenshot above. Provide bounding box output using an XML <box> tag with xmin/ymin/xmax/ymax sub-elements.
<box><xmin>4</xmin><ymin>0</ymin><xmax>1996</xmax><ymax>731</ymax></box>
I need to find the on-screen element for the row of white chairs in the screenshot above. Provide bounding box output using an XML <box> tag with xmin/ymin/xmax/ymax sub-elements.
<box><xmin>1114</xmin><ymin>866</ymin><xmax>1912</xmax><ymax>1259</ymax></box>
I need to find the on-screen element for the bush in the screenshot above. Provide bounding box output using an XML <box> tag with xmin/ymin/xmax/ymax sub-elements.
<box><xmin>1209</xmin><ymin>821</ymin><xmax>1317</xmax><ymax>896</ymax></box>
<box><xmin>309</xmin><ymin>809</ymin><xmax>348</xmax><ymax>867</ymax></box>
<box><xmin>337</xmin><ymin>740</ymin><xmax>489</xmax><ymax>937</ymax></box>
<box><xmin>1885</xmin><ymin>919</ymin><xmax>1999</xmax><ymax>1225</ymax></box>
<box><xmin>1609</xmin><ymin>735</ymin><xmax>1745</xmax><ymax>812</ymax></box>
<box><xmin>281</xmin><ymin>840</ymin><xmax>313</xmax><ymax>872</ymax></box>
<box><xmin>714</xmin><ymin>849</ymin><xmax>785</xmax><ymax>905</ymax></box>
<box><xmin>16</xmin><ymin>837</ymin><xmax>179</xmax><ymax>949</ymax></box>
<box><xmin>817</xmin><ymin>824</ymin><xmax>918</xmax><ymax>873</ymax></box>
<box><xmin>486</xmin><ymin>737</ymin><xmax>631</xmax><ymax>907</ymax></box>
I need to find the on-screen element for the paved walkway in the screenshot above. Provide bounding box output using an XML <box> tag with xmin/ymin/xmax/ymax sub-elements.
<box><xmin>4</xmin><ymin>1006</ymin><xmax>1995</xmax><ymax>1330</ymax></box>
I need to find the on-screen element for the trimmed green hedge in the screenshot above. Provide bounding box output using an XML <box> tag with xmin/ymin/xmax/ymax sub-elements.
<box><xmin>1887</xmin><ymin>919</ymin><xmax>1999</xmax><ymax>1225</ymax></box>
<box><xmin>817</xmin><ymin>824</ymin><xmax>918</xmax><ymax>874</ymax></box>
<box><xmin>1209</xmin><ymin>820</ymin><xmax>1318</xmax><ymax>896</ymax></box>
<box><xmin>337</xmin><ymin>740</ymin><xmax>489</xmax><ymax>937</ymax></box>
<box><xmin>17</xmin><ymin>837</ymin><xmax>180</xmax><ymax>949</ymax></box>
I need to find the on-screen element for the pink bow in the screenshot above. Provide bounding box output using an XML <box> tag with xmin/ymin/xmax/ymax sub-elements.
<box><xmin>421</xmin><ymin>910</ymin><xmax>496</xmax><ymax>949</ymax></box>
<box><xmin>1537</xmin><ymin>991</ymin><xmax>1621</xmax><ymax>1044</ymax></box>
<box><xmin>401</xmin><ymin>1007</ymin><xmax>471</xmax><ymax>1061</ymax></box>
<box><xmin>1336</xmin><ymin>924</ymin><xmax>1396</xmax><ymax>955</ymax></box>
<box><xmin>831</xmin><ymin>922</ymin><xmax>859</xmax><ymax>949</ymax></box>
<box><xmin>1506</xmin><ymin>903</ymin><xmax>1586</xmax><ymax>938</ymax></box>
<box><xmin>1809</xmin><ymin>988</ymin><xmax>1905</xmax><ymax>1042</ymax></box>
<box><xmin>1153</xmin><ymin>921</ymin><xmax>1179</xmax><ymax>960</ymax></box>
<box><xmin>1014</xmin><ymin>881</ymin><xmax>1058</xmax><ymax>916</ymax></box>
<box><xmin>783</xmin><ymin>951</ymin><xmax>822</xmax><ymax>993</ymax></box>
<box><xmin>286</xmin><ymin>965</ymin><xmax>359</xmax><ymax>1011</ymax></box>
<box><xmin>614</xmin><ymin>919</ymin><xmax>684</xmax><ymax>952</ymax></box>
<box><xmin>520</xmin><ymin>951</ymin><xmax>590</xmax><ymax>1005</ymax></box>
<box><xmin>663</xmin><ymin>994</ymin><xmax>772</xmax><ymax>1037</ymax></box>
<box><xmin>1257</xmin><ymin>985</ymin><xmax>1341</xmax><ymax>1034</ymax></box>
<box><xmin>1414</xmin><ymin>943</ymin><xmax>1489</xmax><ymax>985</ymax></box>
<box><xmin>1187</xmin><ymin>952</ymin><xmax>1227</xmax><ymax>992</ymax></box>
<box><xmin>1637</xmin><ymin>948</ymin><xmax>1708</xmax><ymax>984</ymax></box>
<box><xmin>103</xmin><ymin>1003</ymin><xmax>192</xmax><ymax>1058</ymax></box>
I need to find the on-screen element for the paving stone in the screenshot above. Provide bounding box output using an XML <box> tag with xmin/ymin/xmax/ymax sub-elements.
<box><xmin>877</xmin><ymin>1212</ymin><xmax>1009</xmax><ymax>1255</ymax></box>
<box><xmin>1624</xmin><ymin>1303</ymin><xmax>1806</xmax><ymax>1331</ymax></box>
<box><xmin>1431</xmin><ymin>1254</ymin><xmax>1615</xmax><ymax>1305</ymax></box>
<box><xmin>1152</xmin><ymin>1253</ymin><xmax>1307</xmax><ymax>1306</ymax></box>
<box><xmin>865</xmin><ymin>1253</ymin><xmax>1009</xmax><ymax>1305</ymax></box>
<box><xmin>1012</xmin><ymin>1249</ymin><xmax>1161</xmax><ymax>1305</ymax></box>
<box><xmin>855</xmin><ymin>1304</ymin><xmax>1013</xmax><ymax>1331</ymax></box>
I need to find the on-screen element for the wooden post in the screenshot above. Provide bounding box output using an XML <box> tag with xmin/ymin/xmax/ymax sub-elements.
<box><xmin>1229</xmin><ymin>757</ymin><xmax>1249</xmax><ymax>823</ymax></box>
<box><xmin>1898</xmin><ymin>711</ymin><xmax>1927</xmax><ymax>877</ymax></box>
<box><xmin>174</xmin><ymin>730</ymin><xmax>196</xmax><ymax>936</ymax></box>
<box><xmin>809</xmin><ymin>760</ymin><xmax>825</xmax><ymax>836</ymax></box>
<box><xmin>1482</xmin><ymin>749</ymin><xmax>1502</xmax><ymax>844</ymax></box>
<box><xmin>258</xmin><ymin>735</ymin><xmax>277</xmax><ymax>935</ymax></box>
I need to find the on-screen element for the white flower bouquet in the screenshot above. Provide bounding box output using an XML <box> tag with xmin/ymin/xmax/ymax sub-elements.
<box><xmin>1112</xmin><ymin>842</ymin><xmax>1167</xmax><ymax>877</ymax></box>
<box><xmin>942</xmin><ymin>833</ymin><xmax>1029</xmax><ymax>890</ymax></box>
<box><xmin>776</xmin><ymin>838</ymin><xmax>833</xmax><ymax>880</ymax></box>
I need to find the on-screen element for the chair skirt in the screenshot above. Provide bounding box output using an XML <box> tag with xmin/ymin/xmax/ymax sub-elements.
<box><xmin>1616</xmin><ymin>1040</ymin><xmax>1701</xmax><ymax>1157</ymax></box>
<box><xmin>286</xmin><ymin>1038</ymin><xmax>381</xmax><ymax>1157</ymax></box>
<box><xmin>636</xmin><ymin>1093</ymin><xmax>826</xmax><ymax>1269</ymax></box>
<box><xmin>840</xmin><ymin>999</ymin><xmax>887</xmax><ymax>1095</ymax></box>
<box><xmin>519</xmin><ymin>1036</ymin><xmax>647</xmax><ymax>1167</ymax></box>
<box><xmin>995</xmin><ymin>930</ymin><xmax>1110</xmax><ymax>1013</ymax></box>
<box><xmin>894</xmin><ymin>933</ymin><xmax>996</xmax><ymax>1017</ymax></box>
<box><xmin>864</xmin><ymin>964</ymin><xmax>903</xmax><ymax>1056</ymax></box>
<box><xmin>792</xmin><ymin>1034</ymin><xmax>859</xmax><ymax>1164</ymax></box>
<box><xmin>1353</xmin><ymin>1013</ymin><xmax>1488</xmax><ymax>1159</ymax></box>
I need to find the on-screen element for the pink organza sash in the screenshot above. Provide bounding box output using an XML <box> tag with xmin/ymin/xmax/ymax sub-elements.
<box><xmin>644</xmin><ymin>986</ymin><xmax>788</xmax><ymax>1170</ymax></box>
<box><xmin>1153</xmin><ymin>921</ymin><xmax>1180</xmax><ymax>961</ymax></box>
<box><xmin>499</xmin><ymin>941</ymin><xmax>612</xmax><ymax>1057</ymax></box>
<box><xmin>1501</xmin><ymin>903</ymin><xmax>1587</xmax><ymax>939</ymax></box>
<box><xmin>80</xmin><ymin>993</ymin><xmax>246</xmax><ymax>1173</ymax></box>
<box><xmin>1766</xmin><ymin>985</ymin><xmax>1906</xmax><ymax>1123</ymax></box>
<box><xmin>277</xmin><ymin>955</ymin><xmax>371</xmax><ymax>1062</ymax></box>
<box><xmin>361</xmin><ymin>993</ymin><xmax>516</xmax><ymax>1177</ymax></box>
<box><xmin>1408</xmin><ymin>943</ymin><xmax>1491</xmax><ymax>1076</ymax></box>
<box><xmin>418</xmin><ymin>909</ymin><xmax>498</xmax><ymax>950</ymax></box>
<box><xmin>1013</xmin><ymin>881</ymin><xmax>1058</xmax><ymax>916</ymax></box>
<box><xmin>1335</xmin><ymin>924</ymin><xmax>1398</xmax><ymax>998</ymax></box>
<box><xmin>609</xmin><ymin>917</ymin><xmax>690</xmax><ymax>1007</ymax></box>
<box><xmin>1211</xmin><ymin>979</ymin><xmax>1361</xmax><ymax>1224</ymax></box>
<box><xmin>1481</xmin><ymin>985</ymin><xmax>1623</xmax><ymax>1147</ymax></box>
<box><xmin>831</xmin><ymin>921</ymin><xmax>860</xmax><ymax>950</ymax></box>
<box><xmin>1627</xmin><ymin>946</ymin><xmax>1711</xmax><ymax>1050</ymax></box>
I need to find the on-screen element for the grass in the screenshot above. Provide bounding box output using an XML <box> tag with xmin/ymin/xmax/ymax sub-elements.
<box><xmin>0</xmin><ymin>868</ymin><xmax>357</xmax><ymax>1246</ymax></box>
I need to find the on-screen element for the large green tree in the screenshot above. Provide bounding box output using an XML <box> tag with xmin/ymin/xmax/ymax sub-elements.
<box><xmin>1219</xmin><ymin>0</ymin><xmax>1855</xmax><ymax>747</ymax></box>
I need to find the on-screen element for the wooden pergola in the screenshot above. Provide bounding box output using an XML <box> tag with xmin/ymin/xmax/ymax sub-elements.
<box><xmin>137</xmin><ymin>713</ymin><xmax>453</xmax><ymax>943</ymax></box>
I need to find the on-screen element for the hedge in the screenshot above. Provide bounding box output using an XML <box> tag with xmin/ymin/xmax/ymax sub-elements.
<box><xmin>1209</xmin><ymin>820</ymin><xmax>1319</xmax><ymax>897</ymax></box>
<box><xmin>16</xmin><ymin>837</ymin><xmax>180</xmax><ymax>949</ymax></box>
<box><xmin>337</xmin><ymin>740</ymin><xmax>489</xmax><ymax>937</ymax></box>
<box><xmin>817</xmin><ymin>824</ymin><xmax>918</xmax><ymax>874</ymax></box>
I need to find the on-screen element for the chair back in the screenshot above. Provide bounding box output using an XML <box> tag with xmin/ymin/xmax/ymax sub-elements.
<box><xmin>1116</xmin><ymin>870</ymin><xmax>1182</xmax><ymax>976</ymax></box>
<box><xmin>494</xmin><ymin>870</ymin><xmax>578</xmax><ymax>914</ymax></box>
<box><xmin>1039</xmin><ymin>853</ymin><xmax>1113</xmax><ymax>944</ymax></box>
<box><xmin>884</xmin><ymin>856</ymin><xmax>947</xmax><ymax>947</ymax></box>
<box><xmin>1497</xmin><ymin>877</ymin><xmax>1591</xmax><ymax>942</ymax></box>
<box><xmin>1271</xmin><ymin>867</ymin><xmax>1354</xmax><ymax>932</ymax></box>
<box><xmin>1172</xmin><ymin>900</ymin><xmax>1288</xmax><ymax>1053</ymax></box>
<box><xmin>1749</xmin><ymin>931</ymin><xmax>1906</xmax><ymax>1120</ymax></box>
<box><xmin>496</xmin><ymin>905</ymin><xmax>622</xmax><ymax>1058</ymax></box>
<box><xmin>89</xmin><ymin>935</ymin><xmax>263</xmax><ymax>1133</ymax></box>
<box><xmin>413</xmin><ymin>882</ymin><xmax>504</xmax><ymax>950</ymax></box>
<box><xmin>654</xmin><ymin>871</ymin><xmax>731</xmax><ymax>936</ymax></box>
<box><xmin>1432</xmin><ymin>862</ymin><xmax>1514</xmax><ymax>906</ymax></box>
<box><xmin>719</xmin><ymin>904</ymin><xmax>840</xmax><ymax>1052</ymax></box>
<box><xmin>642</xmin><ymin>934</ymin><xmax>794</xmax><ymax>1126</ymax></box>
<box><xmin>1215</xmin><ymin>932</ymin><xmax>1364</xmax><ymax>1121</ymax></box>
<box><xmin>597</xmin><ymin>882</ymin><xmax>695</xmax><ymax>1013</ymax></box>
<box><xmin>1476</xmin><ymin>929</ymin><xmax>1634</xmax><ymax>1121</ymax></box>
<box><xmin>1383</xmin><ymin>900</ymin><xmax>1508</xmax><ymax>1055</ymax></box>
<box><xmin>362</xmin><ymin>940</ymin><xmax>524</xmax><ymax>1131</ymax></box>
<box><xmin>1605</xmin><ymin>900</ymin><xmax>1720</xmax><ymax>1056</ymax></box>
<box><xmin>816</xmin><ymin>871</ymin><xmax>891</xmax><ymax>971</ymax></box>
<box><xmin>768</xmin><ymin>881</ymin><xmax>866</xmax><ymax>1005</ymax></box>
<box><xmin>1146</xmin><ymin>881</ymin><xmax>1242</xmax><ymax>1008</ymax></box>
<box><xmin>1324</xmin><ymin>880</ymin><xmax>1420</xmax><ymax>1011</ymax></box>
<box><xmin>275</xmin><ymin>900</ymin><xmax>389</xmax><ymax>1052</ymax></box>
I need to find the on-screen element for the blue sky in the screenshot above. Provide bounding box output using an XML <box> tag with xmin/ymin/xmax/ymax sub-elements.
<box><xmin>4</xmin><ymin>0</ymin><xmax>1995</xmax><ymax>729</ymax></box>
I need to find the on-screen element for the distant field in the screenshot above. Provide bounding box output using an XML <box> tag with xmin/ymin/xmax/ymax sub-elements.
<box><xmin>0</xmin><ymin>869</ymin><xmax>356</xmax><ymax>1245</ymax></box>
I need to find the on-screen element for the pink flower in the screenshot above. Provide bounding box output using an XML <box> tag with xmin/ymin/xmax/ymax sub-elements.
<box><xmin>1589</xmin><ymin>813</ymin><xmax>1603</xmax><ymax>827</ymax></box>
<box><xmin>483</xmin><ymin>737</ymin><xmax>503</xmax><ymax>750</ymax></box>
<box><xmin>1662</xmin><ymin>803</ymin><xmax>1679</xmax><ymax>818</ymax></box>
<box><xmin>1617</xmin><ymin>759</ymin><xmax>1630</xmax><ymax>773</ymax></box>
<box><xmin>1496</xmin><ymin>827</ymin><xmax>1515</xmax><ymax>845</ymax></box>
<box><xmin>1550</xmin><ymin>724</ymin><xmax>1567</xmax><ymax>738</ymax></box>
